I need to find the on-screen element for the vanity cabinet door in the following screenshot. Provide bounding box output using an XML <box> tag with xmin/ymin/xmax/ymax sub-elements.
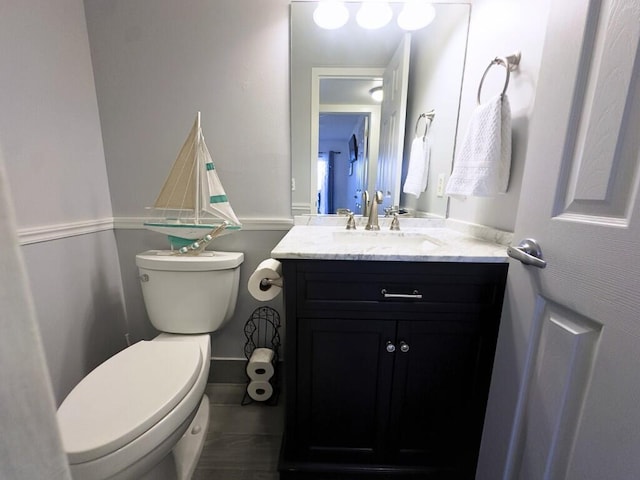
<box><xmin>295</xmin><ymin>317</ymin><xmax>396</xmax><ymax>463</ymax></box>
<box><xmin>388</xmin><ymin>316</ymin><xmax>499</xmax><ymax>475</ymax></box>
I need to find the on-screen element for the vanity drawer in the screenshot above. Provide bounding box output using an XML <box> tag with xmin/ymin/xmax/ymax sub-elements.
<box><xmin>287</xmin><ymin>260</ymin><xmax>508</xmax><ymax>316</ymax></box>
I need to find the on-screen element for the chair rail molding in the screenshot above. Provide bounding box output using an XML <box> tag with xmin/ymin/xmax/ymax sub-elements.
<box><xmin>18</xmin><ymin>218</ymin><xmax>114</xmax><ymax>245</ymax></box>
<box><xmin>113</xmin><ymin>216</ymin><xmax>294</xmax><ymax>231</ymax></box>
<box><xmin>17</xmin><ymin>217</ymin><xmax>293</xmax><ymax>246</ymax></box>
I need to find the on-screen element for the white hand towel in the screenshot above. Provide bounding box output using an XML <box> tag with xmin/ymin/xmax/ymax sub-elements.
<box><xmin>402</xmin><ymin>135</ymin><xmax>431</xmax><ymax>196</ymax></box>
<box><xmin>446</xmin><ymin>94</ymin><xmax>511</xmax><ymax>196</ymax></box>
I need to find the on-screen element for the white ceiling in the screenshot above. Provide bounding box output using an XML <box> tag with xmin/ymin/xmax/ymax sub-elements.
<box><xmin>319</xmin><ymin>78</ymin><xmax>381</xmax><ymax>141</ymax></box>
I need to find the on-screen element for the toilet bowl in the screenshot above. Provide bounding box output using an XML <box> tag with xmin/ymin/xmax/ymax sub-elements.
<box><xmin>57</xmin><ymin>250</ymin><xmax>244</xmax><ymax>479</ymax></box>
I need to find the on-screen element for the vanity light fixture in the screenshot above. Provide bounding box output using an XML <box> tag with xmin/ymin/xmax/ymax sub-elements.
<box><xmin>313</xmin><ymin>0</ymin><xmax>436</xmax><ymax>32</ymax></box>
<box><xmin>397</xmin><ymin>0</ymin><xmax>436</xmax><ymax>31</ymax></box>
<box><xmin>356</xmin><ymin>0</ymin><xmax>393</xmax><ymax>30</ymax></box>
<box><xmin>313</xmin><ymin>0</ymin><xmax>349</xmax><ymax>30</ymax></box>
<box><xmin>369</xmin><ymin>86</ymin><xmax>383</xmax><ymax>102</ymax></box>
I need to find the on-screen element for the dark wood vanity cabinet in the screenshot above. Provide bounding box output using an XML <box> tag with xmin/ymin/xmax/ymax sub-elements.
<box><xmin>279</xmin><ymin>260</ymin><xmax>508</xmax><ymax>479</ymax></box>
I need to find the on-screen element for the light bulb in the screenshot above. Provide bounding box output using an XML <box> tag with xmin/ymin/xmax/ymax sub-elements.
<box><xmin>356</xmin><ymin>1</ymin><xmax>392</xmax><ymax>30</ymax></box>
<box><xmin>397</xmin><ymin>1</ymin><xmax>436</xmax><ymax>31</ymax></box>
<box><xmin>369</xmin><ymin>86</ymin><xmax>383</xmax><ymax>102</ymax></box>
<box><xmin>313</xmin><ymin>1</ymin><xmax>349</xmax><ymax>30</ymax></box>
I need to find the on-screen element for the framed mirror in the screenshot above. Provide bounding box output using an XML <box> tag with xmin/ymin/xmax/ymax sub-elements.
<box><xmin>290</xmin><ymin>1</ymin><xmax>470</xmax><ymax>218</ymax></box>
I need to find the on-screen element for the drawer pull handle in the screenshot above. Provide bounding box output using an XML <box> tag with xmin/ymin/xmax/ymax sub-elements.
<box><xmin>385</xmin><ymin>341</ymin><xmax>396</xmax><ymax>353</ymax></box>
<box><xmin>399</xmin><ymin>341</ymin><xmax>410</xmax><ymax>353</ymax></box>
<box><xmin>381</xmin><ymin>289</ymin><xmax>423</xmax><ymax>299</ymax></box>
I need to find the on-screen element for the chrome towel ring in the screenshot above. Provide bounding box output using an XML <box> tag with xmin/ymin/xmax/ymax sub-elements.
<box><xmin>414</xmin><ymin>109</ymin><xmax>435</xmax><ymax>139</ymax></box>
<box><xmin>477</xmin><ymin>52</ymin><xmax>521</xmax><ymax>105</ymax></box>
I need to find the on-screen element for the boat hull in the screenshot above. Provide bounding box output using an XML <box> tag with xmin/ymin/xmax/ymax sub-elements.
<box><xmin>143</xmin><ymin>222</ymin><xmax>240</xmax><ymax>248</ymax></box>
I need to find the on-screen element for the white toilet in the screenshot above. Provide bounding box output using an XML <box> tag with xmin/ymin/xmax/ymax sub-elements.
<box><xmin>57</xmin><ymin>249</ymin><xmax>244</xmax><ymax>480</ymax></box>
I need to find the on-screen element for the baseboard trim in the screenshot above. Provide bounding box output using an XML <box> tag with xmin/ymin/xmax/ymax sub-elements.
<box><xmin>208</xmin><ymin>359</ymin><xmax>248</xmax><ymax>383</ymax></box>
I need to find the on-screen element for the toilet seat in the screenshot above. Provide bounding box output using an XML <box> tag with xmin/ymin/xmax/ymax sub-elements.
<box><xmin>57</xmin><ymin>340</ymin><xmax>202</xmax><ymax>465</ymax></box>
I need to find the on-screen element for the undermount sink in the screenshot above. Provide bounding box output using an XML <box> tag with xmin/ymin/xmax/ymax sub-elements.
<box><xmin>332</xmin><ymin>229</ymin><xmax>443</xmax><ymax>251</ymax></box>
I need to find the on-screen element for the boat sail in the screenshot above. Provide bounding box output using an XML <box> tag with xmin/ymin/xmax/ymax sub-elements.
<box><xmin>144</xmin><ymin>112</ymin><xmax>241</xmax><ymax>249</ymax></box>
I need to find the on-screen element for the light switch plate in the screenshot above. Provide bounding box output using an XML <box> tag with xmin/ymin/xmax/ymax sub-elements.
<box><xmin>436</xmin><ymin>173</ymin><xmax>445</xmax><ymax>197</ymax></box>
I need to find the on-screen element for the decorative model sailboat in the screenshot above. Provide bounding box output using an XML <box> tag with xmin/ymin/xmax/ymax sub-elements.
<box><xmin>144</xmin><ymin>112</ymin><xmax>241</xmax><ymax>251</ymax></box>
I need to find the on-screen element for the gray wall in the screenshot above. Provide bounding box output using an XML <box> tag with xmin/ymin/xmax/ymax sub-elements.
<box><xmin>0</xmin><ymin>0</ymin><xmax>113</xmax><ymax>227</ymax></box>
<box><xmin>0</xmin><ymin>0</ymin><xmax>127</xmax><ymax>404</ymax></box>
<box><xmin>83</xmin><ymin>0</ymin><xmax>291</xmax><ymax>219</ymax></box>
<box><xmin>22</xmin><ymin>233</ymin><xmax>127</xmax><ymax>404</ymax></box>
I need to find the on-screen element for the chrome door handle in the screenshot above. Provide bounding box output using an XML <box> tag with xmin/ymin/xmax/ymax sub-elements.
<box><xmin>399</xmin><ymin>341</ymin><xmax>410</xmax><ymax>353</ymax></box>
<box><xmin>385</xmin><ymin>341</ymin><xmax>396</xmax><ymax>353</ymax></box>
<box><xmin>507</xmin><ymin>238</ymin><xmax>547</xmax><ymax>269</ymax></box>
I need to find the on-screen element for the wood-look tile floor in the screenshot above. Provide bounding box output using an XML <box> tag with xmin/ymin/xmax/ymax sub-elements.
<box><xmin>193</xmin><ymin>383</ymin><xmax>283</xmax><ymax>480</ymax></box>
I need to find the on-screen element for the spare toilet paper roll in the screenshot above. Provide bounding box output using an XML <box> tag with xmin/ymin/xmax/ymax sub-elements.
<box><xmin>248</xmin><ymin>258</ymin><xmax>282</xmax><ymax>301</ymax></box>
<box><xmin>246</xmin><ymin>348</ymin><xmax>275</xmax><ymax>380</ymax></box>
<box><xmin>247</xmin><ymin>380</ymin><xmax>273</xmax><ymax>402</ymax></box>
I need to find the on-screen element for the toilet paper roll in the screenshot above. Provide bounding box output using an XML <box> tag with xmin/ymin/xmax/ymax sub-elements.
<box><xmin>248</xmin><ymin>258</ymin><xmax>282</xmax><ymax>301</ymax></box>
<box><xmin>247</xmin><ymin>380</ymin><xmax>273</xmax><ymax>402</ymax></box>
<box><xmin>246</xmin><ymin>348</ymin><xmax>275</xmax><ymax>380</ymax></box>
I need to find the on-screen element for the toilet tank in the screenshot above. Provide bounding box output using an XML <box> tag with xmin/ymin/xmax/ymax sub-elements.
<box><xmin>136</xmin><ymin>250</ymin><xmax>244</xmax><ymax>334</ymax></box>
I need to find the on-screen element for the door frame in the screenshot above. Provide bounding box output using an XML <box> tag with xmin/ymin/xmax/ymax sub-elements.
<box><xmin>310</xmin><ymin>67</ymin><xmax>384</xmax><ymax>213</ymax></box>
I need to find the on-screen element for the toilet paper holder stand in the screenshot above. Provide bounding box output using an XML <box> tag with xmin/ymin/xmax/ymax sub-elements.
<box><xmin>259</xmin><ymin>277</ymin><xmax>283</xmax><ymax>291</ymax></box>
<box><xmin>242</xmin><ymin>306</ymin><xmax>281</xmax><ymax>406</ymax></box>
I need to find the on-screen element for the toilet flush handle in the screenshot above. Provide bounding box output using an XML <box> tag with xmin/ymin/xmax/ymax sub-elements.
<box><xmin>139</xmin><ymin>274</ymin><xmax>149</xmax><ymax>282</ymax></box>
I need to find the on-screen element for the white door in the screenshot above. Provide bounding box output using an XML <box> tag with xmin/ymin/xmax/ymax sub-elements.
<box><xmin>377</xmin><ymin>33</ymin><xmax>410</xmax><ymax>213</ymax></box>
<box><xmin>480</xmin><ymin>0</ymin><xmax>640</xmax><ymax>479</ymax></box>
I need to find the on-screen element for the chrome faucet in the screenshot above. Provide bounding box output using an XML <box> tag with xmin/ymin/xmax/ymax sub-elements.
<box><xmin>365</xmin><ymin>191</ymin><xmax>383</xmax><ymax>231</ymax></box>
<box><xmin>361</xmin><ymin>191</ymin><xmax>370</xmax><ymax>217</ymax></box>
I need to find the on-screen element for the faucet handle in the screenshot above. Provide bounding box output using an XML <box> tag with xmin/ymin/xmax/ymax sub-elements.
<box><xmin>345</xmin><ymin>212</ymin><xmax>357</xmax><ymax>230</ymax></box>
<box><xmin>390</xmin><ymin>213</ymin><xmax>400</xmax><ymax>231</ymax></box>
<box><xmin>374</xmin><ymin>190</ymin><xmax>383</xmax><ymax>204</ymax></box>
<box><xmin>384</xmin><ymin>205</ymin><xmax>400</xmax><ymax>217</ymax></box>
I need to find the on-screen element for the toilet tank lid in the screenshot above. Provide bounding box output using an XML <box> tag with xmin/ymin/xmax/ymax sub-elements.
<box><xmin>136</xmin><ymin>250</ymin><xmax>244</xmax><ymax>271</ymax></box>
<box><xmin>57</xmin><ymin>340</ymin><xmax>202</xmax><ymax>464</ymax></box>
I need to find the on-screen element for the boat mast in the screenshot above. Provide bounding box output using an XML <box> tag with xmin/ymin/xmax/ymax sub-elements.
<box><xmin>194</xmin><ymin>111</ymin><xmax>201</xmax><ymax>225</ymax></box>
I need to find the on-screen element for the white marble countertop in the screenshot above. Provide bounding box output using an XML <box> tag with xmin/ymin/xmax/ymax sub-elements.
<box><xmin>270</xmin><ymin>223</ymin><xmax>509</xmax><ymax>263</ymax></box>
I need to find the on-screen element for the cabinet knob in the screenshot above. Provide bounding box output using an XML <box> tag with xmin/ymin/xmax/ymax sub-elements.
<box><xmin>399</xmin><ymin>341</ymin><xmax>410</xmax><ymax>353</ymax></box>
<box><xmin>385</xmin><ymin>341</ymin><xmax>396</xmax><ymax>353</ymax></box>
